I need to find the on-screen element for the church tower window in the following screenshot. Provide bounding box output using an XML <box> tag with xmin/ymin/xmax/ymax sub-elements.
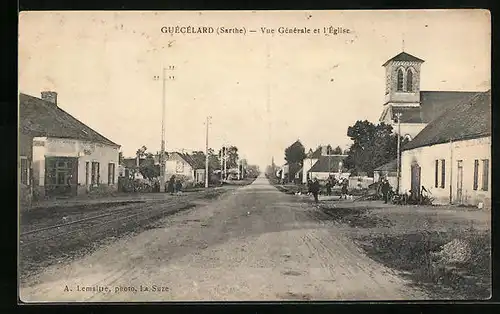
<box><xmin>397</xmin><ymin>68</ymin><xmax>404</xmax><ymax>91</ymax></box>
<box><xmin>407</xmin><ymin>68</ymin><xmax>414</xmax><ymax>92</ymax></box>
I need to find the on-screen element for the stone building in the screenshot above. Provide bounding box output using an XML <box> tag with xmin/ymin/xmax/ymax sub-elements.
<box><xmin>19</xmin><ymin>92</ymin><xmax>120</xmax><ymax>203</ymax></box>
<box><xmin>379</xmin><ymin>51</ymin><xmax>479</xmax><ymax>140</ymax></box>
<box><xmin>400</xmin><ymin>90</ymin><xmax>491</xmax><ymax>206</ymax></box>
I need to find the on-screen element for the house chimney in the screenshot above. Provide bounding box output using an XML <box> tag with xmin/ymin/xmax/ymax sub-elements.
<box><xmin>41</xmin><ymin>91</ymin><xmax>57</xmax><ymax>106</ymax></box>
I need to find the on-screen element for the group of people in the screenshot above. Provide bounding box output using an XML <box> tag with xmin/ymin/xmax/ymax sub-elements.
<box><xmin>306</xmin><ymin>177</ymin><xmax>350</xmax><ymax>203</ymax></box>
<box><xmin>165</xmin><ymin>175</ymin><xmax>183</xmax><ymax>194</ymax></box>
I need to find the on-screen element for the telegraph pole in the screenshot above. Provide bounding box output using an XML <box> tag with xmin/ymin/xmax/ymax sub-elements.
<box><xmin>205</xmin><ymin>116</ymin><xmax>211</xmax><ymax>188</ymax></box>
<box><xmin>154</xmin><ymin>65</ymin><xmax>175</xmax><ymax>192</ymax></box>
<box><xmin>395</xmin><ymin>112</ymin><xmax>402</xmax><ymax>194</ymax></box>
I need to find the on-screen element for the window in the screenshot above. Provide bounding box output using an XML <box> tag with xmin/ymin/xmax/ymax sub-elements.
<box><xmin>406</xmin><ymin>69</ymin><xmax>413</xmax><ymax>92</ymax></box>
<box><xmin>20</xmin><ymin>157</ymin><xmax>29</xmax><ymax>185</ymax></box>
<box><xmin>440</xmin><ymin>159</ymin><xmax>446</xmax><ymax>188</ymax></box>
<box><xmin>397</xmin><ymin>68</ymin><xmax>404</xmax><ymax>91</ymax></box>
<box><xmin>473</xmin><ymin>160</ymin><xmax>479</xmax><ymax>190</ymax></box>
<box><xmin>482</xmin><ymin>159</ymin><xmax>489</xmax><ymax>191</ymax></box>
<box><xmin>176</xmin><ymin>161</ymin><xmax>184</xmax><ymax>173</ymax></box>
<box><xmin>91</xmin><ymin>162</ymin><xmax>100</xmax><ymax>185</ymax></box>
<box><xmin>85</xmin><ymin>162</ymin><xmax>90</xmax><ymax>186</ymax></box>
<box><xmin>434</xmin><ymin>160</ymin><xmax>439</xmax><ymax>188</ymax></box>
<box><xmin>108</xmin><ymin>163</ymin><xmax>115</xmax><ymax>185</ymax></box>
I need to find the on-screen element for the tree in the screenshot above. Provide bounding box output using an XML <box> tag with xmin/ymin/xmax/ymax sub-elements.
<box><xmin>326</xmin><ymin>144</ymin><xmax>333</xmax><ymax>155</ymax></box>
<box><xmin>132</xmin><ymin>145</ymin><xmax>160</xmax><ymax>180</ymax></box>
<box><xmin>207</xmin><ymin>148</ymin><xmax>221</xmax><ymax>171</ymax></box>
<box><xmin>190</xmin><ymin>151</ymin><xmax>206</xmax><ymax>168</ymax></box>
<box><xmin>332</xmin><ymin>146</ymin><xmax>343</xmax><ymax>155</ymax></box>
<box><xmin>118</xmin><ymin>151</ymin><xmax>124</xmax><ymax>164</ymax></box>
<box><xmin>284</xmin><ymin>140</ymin><xmax>306</xmax><ymax>166</ymax></box>
<box><xmin>219</xmin><ymin>146</ymin><xmax>239</xmax><ymax>169</ymax></box>
<box><xmin>136</xmin><ymin>145</ymin><xmax>147</xmax><ymax>158</ymax></box>
<box><xmin>344</xmin><ymin>120</ymin><xmax>409</xmax><ymax>176</ymax></box>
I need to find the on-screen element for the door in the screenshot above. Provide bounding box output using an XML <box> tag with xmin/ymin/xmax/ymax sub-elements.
<box><xmin>410</xmin><ymin>163</ymin><xmax>421</xmax><ymax>199</ymax></box>
<box><xmin>45</xmin><ymin>157</ymin><xmax>78</xmax><ymax>197</ymax></box>
<box><xmin>456</xmin><ymin>160</ymin><xmax>463</xmax><ymax>204</ymax></box>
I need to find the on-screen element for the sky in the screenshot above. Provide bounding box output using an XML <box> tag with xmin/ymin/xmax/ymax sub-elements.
<box><xmin>19</xmin><ymin>10</ymin><xmax>490</xmax><ymax>170</ymax></box>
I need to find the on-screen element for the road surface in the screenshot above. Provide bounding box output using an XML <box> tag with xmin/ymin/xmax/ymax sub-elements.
<box><xmin>20</xmin><ymin>175</ymin><xmax>427</xmax><ymax>301</ymax></box>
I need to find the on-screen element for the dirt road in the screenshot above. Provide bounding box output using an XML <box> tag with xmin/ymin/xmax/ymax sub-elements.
<box><xmin>20</xmin><ymin>176</ymin><xmax>428</xmax><ymax>302</ymax></box>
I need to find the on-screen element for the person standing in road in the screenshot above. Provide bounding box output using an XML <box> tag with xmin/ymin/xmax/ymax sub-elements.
<box><xmin>325</xmin><ymin>179</ymin><xmax>332</xmax><ymax>196</ymax></box>
<box><xmin>310</xmin><ymin>178</ymin><xmax>320</xmax><ymax>203</ymax></box>
<box><xmin>340</xmin><ymin>179</ymin><xmax>348</xmax><ymax>199</ymax></box>
<box><xmin>381</xmin><ymin>179</ymin><xmax>391</xmax><ymax>204</ymax></box>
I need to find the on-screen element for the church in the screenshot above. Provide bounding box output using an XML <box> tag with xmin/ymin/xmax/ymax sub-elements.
<box><xmin>378</xmin><ymin>51</ymin><xmax>479</xmax><ymax>140</ymax></box>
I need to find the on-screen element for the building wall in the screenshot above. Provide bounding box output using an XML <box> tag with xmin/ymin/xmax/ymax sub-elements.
<box><xmin>401</xmin><ymin>136</ymin><xmax>491</xmax><ymax>206</ymax></box>
<box><xmin>31</xmin><ymin>137</ymin><xmax>120</xmax><ymax>197</ymax></box>
<box><xmin>164</xmin><ymin>154</ymin><xmax>195</xmax><ymax>182</ymax></box>
<box><xmin>384</xmin><ymin>60</ymin><xmax>422</xmax><ymax>104</ymax></box>
<box><xmin>374</xmin><ymin>171</ymin><xmax>398</xmax><ymax>189</ymax></box>
<box><xmin>302</xmin><ymin>158</ymin><xmax>318</xmax><ymax>183</ymax></box>
<box><xmin>309</xmin><ymin>171</ymin><xmax>350</xmax><ymax>182</ymax></box>
<box><xmin>194</xmin><ymin>169</ymin><xmax>206</xmax><ymax>183</ymax></box>
<box><xmin>348</xmin><ymin>176</ymin><xmax>374</xmax><ymax>189</ymax></box>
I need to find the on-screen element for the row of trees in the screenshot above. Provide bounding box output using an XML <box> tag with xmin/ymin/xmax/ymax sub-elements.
<box><xmin>278</xmin><ymin>120</ymin><xmax>407</xmax><ymax>179</ymax></box>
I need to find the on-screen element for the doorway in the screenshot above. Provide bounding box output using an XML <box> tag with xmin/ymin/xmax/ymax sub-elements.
<box><xmin>45</xmin><ymin>157</ymin><xmax>78</xmax><ymax>197</ymax></box>
<box><xmin>456</xmin><ymin>160</ymin><xmax>463</xmax><ymax>204</ymax></box>
<box><xmin>410</xmin><ymin>163</ymin><xmax>421</xmax><ymax>199</ymax></box>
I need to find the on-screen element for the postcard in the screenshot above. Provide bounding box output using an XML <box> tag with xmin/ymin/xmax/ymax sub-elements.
<box><xmin>18</xmin><ymin>9</ymin><xmax>491</xmax><ymax>302</ymax></box>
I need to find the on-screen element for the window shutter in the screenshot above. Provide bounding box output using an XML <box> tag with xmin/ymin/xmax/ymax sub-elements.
<box><xmin>473</xmin><ymin>160</ymin><xmax>479</xmax><ymax>190</ymax></box>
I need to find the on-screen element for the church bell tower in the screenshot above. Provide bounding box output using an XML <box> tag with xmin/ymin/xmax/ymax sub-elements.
<box><xmin>383</xmin><ymin>51</ymin><xmax>425</xmax><ymax>107</ymax></box>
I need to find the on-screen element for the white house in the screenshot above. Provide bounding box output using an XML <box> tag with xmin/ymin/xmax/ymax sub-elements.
<box><xmin>308</xmin><ymin>154</ymin><xmax>350</xmax><ymax>182</ymax></box>
<box><xmin>302</xmin><ymin>146</ymin><xmax>350</xmax><ymax>182</ymax></box>
<box><xmin>400</xmin><ymin>91</ymin><xmax>491</xmax><ymax>207</ymax></box>
<box><xmin>164</xmin><ymin>152</ymin><xmax>206</xmax><ymax>184</ymax></box>
<box><xmin>19</xmin><ymin>92</ymin><xmax>121</xmax><ymax>202</ymax></box>
<box><xmin>378</xmin><ymin>51</ymin><xmax>479</xmax><ymax>140</ymax></box>
<box><xmin>302</xmin><ymin>147</ymin><xmax>322</xmax><ymax>183</ymax></box>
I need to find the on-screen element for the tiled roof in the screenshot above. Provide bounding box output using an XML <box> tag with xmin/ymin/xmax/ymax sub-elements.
<box><xmin>403</xmin><ymin>90</ymin><xmax>491</xmax><ymax>151</ymax></box>
<box><xmin>419</xmin><ymin>91</ymin><xmax>478</xmax><ymax>123</ymax></box>
<box><xmin>170</xmin><ymin>152</ymin><xmax>205</xmax><ymax>169</ymax></box>
<box><xmin>19</xmin><ymin>93</ymin><xmax>120</xmax><ymax>147</ymax></box>
<box><xmin>374</xmin><ymin>159</ymin><xmax>398</xmax><ymax>172</ymax></box>
<box><xmin>391</xmin><ymin>106</ymin><xmax>423</xmax><ymax>123</ymax></box>
<box><xmin>309</xmin><ymin>155</ymin><xmax>348</xmax><ymax>173</ymax></box>
<box><xmin>382</xmin><ymin>52</ymin><xmax>425</xmax><ymax>66</ymax></box>
<box><xmin>307</xmin><ymin>147</ymin><xmax>323</xmax><ymax>158</ymax></box>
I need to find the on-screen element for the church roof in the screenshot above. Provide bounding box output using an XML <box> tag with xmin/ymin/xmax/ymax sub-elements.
<box><xmin>403</xmin><ymin>90</ymin><xmax>491</xmax><ymax>151</ymax></box>
<box><xmin>419</xmin><ymin>91</ymin><xmax>479</xmax><ymax>123</ymax></box>
<box><xmin>382</xmin><ymin>52</ymin><xmax>425</xmax><ymax>67</ymax></box>
<box><xmin>387</xmin><ymin>91</ymin><xmax>481</xmax><ymax>124</ymax></box>
<box><xmin>391</xmin><ymin>106</ymin><xmax>423</xmax><ymax>123</ymax></box>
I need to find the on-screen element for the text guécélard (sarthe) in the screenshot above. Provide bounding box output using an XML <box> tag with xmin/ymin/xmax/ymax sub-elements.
<box><xmin>160</xmin><ymin>26</ymin><xmax>351</xmax><ymax>36</ymax></box>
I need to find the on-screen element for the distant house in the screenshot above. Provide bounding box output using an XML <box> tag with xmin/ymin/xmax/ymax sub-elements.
<box><xmin>19</xmin><ymin>91</ymin><xmax>120</xmax><ymax>202</ymax></box>
<box><xmin>164</xmin><ymin>152</ymin><xmax>206</xmax><ymax>184</ymax></box>
<box><xmin>120</xmin><ymin>157</ymin><xmax>147</xmax><ymax>180</ymax></box>
<box><xmin>301</xmin><ymin>147</ymin><xmax>322</xmax><ymax>183</ymax></box>
<box><xmin>400</xmin><ymin>90</ymin><xmax>491</xmax><ymax>206</ymax></box>
<box><xmin>308</xmin><ymin>154</ymin><xmax>350</xmax><ymax>181</ymax></box>
<box><xmin>302</xmin><ymin>146</ymin><xmax>349</xmax><ymax>182</ymax></box>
